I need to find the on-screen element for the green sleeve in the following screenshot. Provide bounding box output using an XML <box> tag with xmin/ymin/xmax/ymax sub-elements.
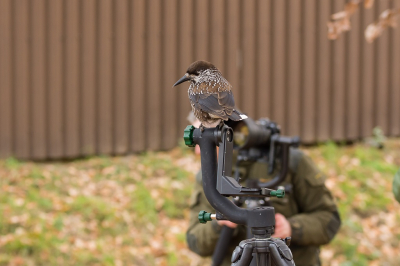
<box><xmin>288</xmin><ymin>154</ymin><xmax>341</xmax><ymax>246</ymax></box>
<box><xmin>393</xmin><ymin>168</ymin><xmax>400</xmax><ymax>203</ymax></box>
<box><xmin>186</xmin><ymin>172</ymin><xmax>240</xmax><ymax>256</ymax></box>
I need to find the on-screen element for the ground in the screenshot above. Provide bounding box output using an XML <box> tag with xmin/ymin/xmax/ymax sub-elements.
<box><xmin>0</xmin><ymin>140</ymin><xmax>399</xmax><ymax>266</ymax></box>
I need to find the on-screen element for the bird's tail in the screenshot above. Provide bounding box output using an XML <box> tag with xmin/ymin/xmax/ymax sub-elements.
<box><xmin>228</xmin><ymin>109</ymin><xmax>248</xmax><ymax>121</ymax></box>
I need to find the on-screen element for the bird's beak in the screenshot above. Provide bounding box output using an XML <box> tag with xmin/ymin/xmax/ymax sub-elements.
<box><xmin>173</xmin><ymin>73</ymin><xmax>191</xmax><ymax>87</ymax></box>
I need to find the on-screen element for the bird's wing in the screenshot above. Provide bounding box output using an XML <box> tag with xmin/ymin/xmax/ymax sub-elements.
<box><xmin>189</xmin><ymin>90</ymin><xmax>235</xmax><ymax>120</ymax></box>
<box><xmin>217</xmin><ymin>91</ymin><xmax>235</xmax><ymax>111</ymax></box>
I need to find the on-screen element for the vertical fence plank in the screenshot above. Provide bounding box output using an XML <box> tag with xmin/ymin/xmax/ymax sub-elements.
<box><xmin>390</xmin><ymin>0</ymin><xmax>400</xmax><ymax>136</ymax></box>
<box><xmin>360</xmin><ymin>5</ymin><xmax>375</xmax><ymax>138</ymax></box>
<box><xmin>286</xmin><ymin>0</ymin><xmax>301</xmax><ymax>137</ymax></box>
<box><xmin>375</xmin><ymin>0</ymin><xmax>390</xmax><ymax>135</ymax></box>
<box><xmin>271</xmin><ymin>0</ymin><xmax>286</xmax><ymax>129</ymax></box>
<box><xmin>177</xmin><ymin>0</ymin><xmax>193</xmax><ymax>134</ymax></box>
<box><xmin>131</xmin><ymin>0</ymin><xmax>146</xmax><ymax>152</ymax></box>
<box><xmin>226</xmin><ymin>0</ymin><xmax>241</xmax><ymax>108</ymax></box>
<box><xmin>65</xmin><ymin>0</ymin><xmax>80</xmax><ymax>158</ymax></box>
<box><xmin>0</xmin><ymin>0</ymin><xmax>13</xmax><ymax>158</ymax></box>
<box><xmin>47</xmin><ymin>0</ymin><xmax>64</xmax><ymax>158</ymax></box>
<box><xmin>194</xmin><ymin>0</ymin><xmax>210</xmax><ymax>61</ymax></box>
<box><xmin>210</xmin><ymin>0</ymin><xmax>225</xmax><ymax>73</ymax></box>
<box><xmin>242</xmin><ymin>0</ymin><xmax>256</xmax><ymax>117</ymax></box>
<box><xmin>162</xmin><ymin>0</ymin><xmax>178</xmax><ymax>149</ymax></box>
<box><xmin>31</xmin><ymin>0</ymin><xmax>47</xmax><ymax>159</ymax></box>
<box><xmin>81</xmin><ymin>0</ymin><xmax>96</xmax><ymax>156</ymax></box>
<box><xmin>97</xmin><ymin>0</ymin><xmax>113</xmax><ymax>154</ymax></box>
<box><xmin>316</xmin><ymin>0</ymin><xmax>331</xmax><ymax>142</ymax></box>
<box><xmin>256</xmin><ymin>0</ymin><xmax>271</xmax><ymax>118</ymax></box>
<box><xmin>346</xmin><ymin>3</ymin><xmax>361</xmax><ymax>140</ymax></box>
<box><xmin>331</xmin><ymin>0</ymin><xmax>346</xmax><ymax>141</ymax></box>
<box><xmin>114</xmin><ymin>0</ymin><xmax>129</xmax><ymax>154</ymax></box>
<box><xmin>13</xmin><ymin>0</ymin><xmax>30</xmax><ymax>159</ymax></box>
<box><xmin>146</xmin><ymin>0</ymin><xmax>161</xmax><ymax>150</ymax></box>
<box><xmin>301</xmin><ymin>0</ymin><xmax>317</xmax><ymax>143</ymax></box>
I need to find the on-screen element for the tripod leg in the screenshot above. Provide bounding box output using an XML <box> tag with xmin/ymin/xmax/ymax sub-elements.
<box><xmin>212</xmin><ymin>226</ymin><xmax>235</xmax><ymax>266</ymax></box>
<box><xmin>269</xmin><ymin>244</ymin><xmax>287</xmax><ymax>266</ymax></box>
<box><xmin>245</xmin><ymin>227</ymin><xmax>257</xmax><ymax>266</ymax></box>
<box><xmin>231</xmin><ymin>243</ymin><xmax>253</xmax><ymax>266</ymax></box>
<box><xmin>256</xmin><ymin>253</ymin><xmax>267</xmax><ymax>266</ymax></box>
<box><xmin>249</xmin><ymin>254</ymin><xmax>257</xmax><ymax>266</ymax></box>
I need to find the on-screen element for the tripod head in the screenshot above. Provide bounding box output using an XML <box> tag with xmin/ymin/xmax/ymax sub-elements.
<box><xmin>184</xmin><ymin>124</ymin><xmax>297</xmax><ymax>265</ymax></box>
<box><xmin>227</xmin><ymin>117</ymin><xmax>300</xmax><ymax>188</ymax></box>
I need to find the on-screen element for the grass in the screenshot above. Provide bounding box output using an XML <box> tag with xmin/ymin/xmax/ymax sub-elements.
<box><xmin>312</xmin><ymin>140</ymin><xmax>400</xmax><ymax>265</ymax></box>
<box><xmin>0</xmin><ymin>148</ymin><xmax>199</xmax><ymax>266</ymax></box>
<box><xmin>0</xmin><ymin>139</ymin><xmax>400</xmax><ymax>265</ymax></box>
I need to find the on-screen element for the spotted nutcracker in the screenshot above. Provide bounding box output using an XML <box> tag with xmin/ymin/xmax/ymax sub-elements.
<box><xmin>173</xmin><ymin>60</ymin><xmax>247</xmax><ymax>129</ymax></box>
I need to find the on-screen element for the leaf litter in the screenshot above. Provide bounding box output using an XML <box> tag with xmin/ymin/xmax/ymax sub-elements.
<box><xmin>0</xmin><ymin>140</ymin><xmax>399</xmax><ymax>265</ymax></box>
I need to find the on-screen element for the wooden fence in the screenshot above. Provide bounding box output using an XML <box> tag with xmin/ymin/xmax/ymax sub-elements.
<box><xmin>0</xmin><ymin>0</ymin><xmax>399</xmax><ymax>160</ymax></box>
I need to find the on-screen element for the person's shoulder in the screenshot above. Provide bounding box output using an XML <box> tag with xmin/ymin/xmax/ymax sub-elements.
<box><xmin>290</xmin><ymin>148</ymin><xmax>326</xmax><ymax>187</ymax></box>
<box><xmin>288</xmin><ymin>147</ymin><xmax>304</xmax><ymax>173</ymax></box>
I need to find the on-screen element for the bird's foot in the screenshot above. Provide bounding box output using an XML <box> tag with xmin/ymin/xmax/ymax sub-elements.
<box><xmin>218</xmin><ymin>120</ymin><xmax>225</xmax><ymax>129</ymax></box>
<box><xmin>199</xmin><ymin>124</ymin><xmax>205</xmax><ymax>133</ymax></box>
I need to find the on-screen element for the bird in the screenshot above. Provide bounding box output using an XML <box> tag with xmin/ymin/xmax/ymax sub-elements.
<box><xmin>173</xmin><ymin>60</ymin><xmax>247</xmax><ymax>129</ymax></box>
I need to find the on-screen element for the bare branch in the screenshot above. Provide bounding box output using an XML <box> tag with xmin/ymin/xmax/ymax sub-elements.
<box><xmin>365</xmin><ymin>9</ymin><xmax>400</xmax><ymax>43</ymax></box>
<box><xmin>328</xmin><ymin>1</ymin><xmax>361</xmax><ymax>40</ymax></box>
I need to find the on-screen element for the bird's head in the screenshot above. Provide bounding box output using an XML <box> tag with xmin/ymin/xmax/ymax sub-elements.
<box><xmin>173</xmin><ymin>60</ymin><xmax>219</xmax><ymax>87</ymax></box>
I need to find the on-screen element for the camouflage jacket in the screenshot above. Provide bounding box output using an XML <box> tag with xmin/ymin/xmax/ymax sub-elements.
<box><xmin>186</xmin><ymin>149</ymin><xmax>341</xmax><ymax>266</ymax></box>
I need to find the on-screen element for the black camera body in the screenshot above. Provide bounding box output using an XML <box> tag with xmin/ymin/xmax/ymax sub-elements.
<box><xmin>226</xmin><ymin>117</ymin><xmax>300</xmax><ymax>180</ymax></box>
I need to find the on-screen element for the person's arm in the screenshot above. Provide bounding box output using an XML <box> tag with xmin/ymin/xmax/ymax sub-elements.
<box><xmin>288</xmin><ymin>153</ymin><xmax>341</xmax><ymax>246</ymax></box>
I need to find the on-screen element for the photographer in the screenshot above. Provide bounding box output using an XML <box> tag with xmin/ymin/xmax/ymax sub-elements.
<box><xmin>186</xmin><ymin>117</ymin><xmax>341</xmax><ymax>266</ymax></box>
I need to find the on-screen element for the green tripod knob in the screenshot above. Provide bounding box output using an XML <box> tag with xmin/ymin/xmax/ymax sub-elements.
<box><xmin>270</xmin><ymin>189</ymin><xmax>285</xmax><ymax>198</ymax></box>
<box><xmin>183</xmin><ymin>125</ymin><xmax>195</xmax><ymax>147</ymax></box>
<box><xmin>198</xmin><ymin>210</ymin><xmax>212</xmax><ymax>224</ymax></box>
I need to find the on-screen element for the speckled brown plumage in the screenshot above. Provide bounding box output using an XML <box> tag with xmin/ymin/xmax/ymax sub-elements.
<box><xmin>173</xmin><ymin>60</ymin><xmax>247</xmax><ymax>128</ymax></box>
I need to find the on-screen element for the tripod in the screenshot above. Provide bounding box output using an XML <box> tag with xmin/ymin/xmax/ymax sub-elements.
<box><xmin>212</xmin><ymin>181</ymin><xmax>293</xmax><ymax>266</ymax></box>
<box><xmin>184</xmin><ymin>125</ymin><xmax>297</xmax><ymax>266</ymax></box>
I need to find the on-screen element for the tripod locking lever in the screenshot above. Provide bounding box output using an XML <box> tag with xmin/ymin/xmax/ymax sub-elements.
<box><xmin>261</xmin><ymin>188</ymin><xmax>285</xmax><ymax>198</ymax></box>
<box><xmin>198</xmin><ymin>210</ymin><xmax>217</xmax><ymax>224</ymax></box>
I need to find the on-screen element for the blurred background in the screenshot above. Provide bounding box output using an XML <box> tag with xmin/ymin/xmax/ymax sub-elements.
<box><xmin>0</xmin><ymin>0</ymin><xmax>399</xmax><ymax>265</ymax></box>
<box><xmin>1</xmin><ymin>0</ymin><xmax>399</xmax><ymax>160</ymax></box>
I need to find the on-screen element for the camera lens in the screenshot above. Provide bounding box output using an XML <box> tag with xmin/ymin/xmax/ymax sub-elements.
<box><xmin>233</xmin><ymin>122</ymin><xmax>249</xmax><ymax>148</ymax></box>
